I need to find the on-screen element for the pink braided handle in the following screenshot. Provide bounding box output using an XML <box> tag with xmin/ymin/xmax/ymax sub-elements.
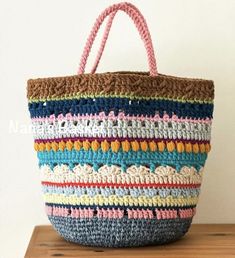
<box><xmin>78</xmin><ymin>2</ymin><xmax>158</xmax><ymax>76</ymax></box>
<box><xmin>90</xmin><ymin>2</ymin><xmax>154</xmax><ymax>74</ymax></box>
<box><xmin>90</xmin><ymin>10</ymin><xmax>117</xmax><ymax>74</ymax></box>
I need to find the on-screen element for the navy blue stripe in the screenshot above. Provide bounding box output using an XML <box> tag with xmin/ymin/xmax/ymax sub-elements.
<box><xmin>45</xmin><ymin>203</ymin><xmax>196</xmax><ymax>211</ymax></box>
<box><xmin>28</xmin><ymin>97</ymin><xmax>214</xmax><ymax>119</ymax></box>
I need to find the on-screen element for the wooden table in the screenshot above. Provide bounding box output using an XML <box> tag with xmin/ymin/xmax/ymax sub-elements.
<box><xmin>25</xmin><ymin>224</ymin><xmax>235</xmax><ymax>258</ymax></box>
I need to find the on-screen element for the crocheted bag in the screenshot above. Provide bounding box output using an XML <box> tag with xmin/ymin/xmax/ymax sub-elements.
<box><xmin>27</xmin><ymin>2</ymin><xmax>214</xmax><ymax>247</ymax></box>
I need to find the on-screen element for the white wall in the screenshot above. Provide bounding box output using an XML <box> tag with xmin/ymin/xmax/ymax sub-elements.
<box><xmin>0</xmin><ymin>0</ymin><xmax>235</xmax><ymax>257</ymax></box>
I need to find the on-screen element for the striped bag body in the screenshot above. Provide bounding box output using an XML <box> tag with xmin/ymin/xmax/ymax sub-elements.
<box><xmin>27</xmin><ymin>2</ymin><xmax>214</xmax><ymax>247</ymax></box>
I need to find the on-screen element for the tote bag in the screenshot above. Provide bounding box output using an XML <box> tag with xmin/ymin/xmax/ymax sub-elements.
<box><xmin>27</xmin><ymin>2</ymin><xmax>214</xmax><ymax>247</ymax></box>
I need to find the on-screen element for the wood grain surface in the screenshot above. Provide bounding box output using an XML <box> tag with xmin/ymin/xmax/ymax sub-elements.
<box><xmin>24</xmin><ymin>224</ymin><xmax>235</xmax><ymax>258</ymax></box>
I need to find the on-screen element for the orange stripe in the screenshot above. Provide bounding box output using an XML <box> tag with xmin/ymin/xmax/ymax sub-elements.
<box><xmin>34</xmin><ymin>139</ymin><xmax>210</xmax><ymax>153</ymax></box>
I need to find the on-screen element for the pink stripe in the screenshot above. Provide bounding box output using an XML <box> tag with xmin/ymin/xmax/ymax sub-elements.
<box><xmin>97</xmin><ymin>208</ymin><xmax>124</xmax><ymax>219</ymax></box>
<box><xmin>45</xmin><ymin>206</ymin><xmax>196</xmax><ymax>219</ymax></box>
<box><xmin>155</xmin><ymin>209</ymin><xmax>178</xmax><ymax>219</ymax></box>
<box><xmin>156</xmin><ymin>208</ymin><xmax>196</xmax><ymax>219</ymax></box>
<box><xmin>127</xmin><ymin>209</ymin><xmax>162</xmax><ymax>219</ymax></box>
<box><xmin>32</xmin><ymin>112</ymin><xmax>212</xmax><ymax>124</ymax></box>
<box><xmin>179</xmin><ymin>208</ymin><xmax>196</xmax><ymax>218</ymax></box>
<box><xmin>46</xmin><ymin>206</ymin><xmax>94</xmax><ymax>218</ymax></box>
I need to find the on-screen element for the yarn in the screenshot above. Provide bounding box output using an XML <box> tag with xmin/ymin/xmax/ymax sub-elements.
<box><xmin>32</xmin><ymin>114</ymin><xmax>212</xmax><ymax>141</ymax></box>
<box><xmin>26</xmin><ymin>1</ymin><xmax>214</xmax><ymax>247</ymax></box>
<box><xmin>48</xmin><ymin>216</ymin><xmax>192</xmax><ymax>247</ymax></box>
<box><xmin>40</xmin><ymin>164</ymin><xmax>203</xmax><ymax>185</ymax></box>
<box><xmin>28</xmin><ymin>73</ymin><xmax>214</xmax><ymax>247</ymax></box>
<box><xmin>27</xmin><ymin>74</ymin><xmax>214</xmax><ymax>103</ymax></box>
<box><xmin>37</xmin><ymin>149</ymin><xmax>207</xmax><ymax>169</ymax></box>
<box><xmin>28</xmin><ymin>97</ymin><xmax>213</xmax><ymax>119</ymax></box>
<box><xmin>34</xmin><ymin>139</ymin><xmax>210</xmax><ymax>153</ymax></box>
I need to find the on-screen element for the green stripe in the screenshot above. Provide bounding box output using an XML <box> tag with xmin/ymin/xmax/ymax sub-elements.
<box><xmin>29</xmin><ymin>93</ymin><xmax>213</xmax><ymax>104</ymax></box>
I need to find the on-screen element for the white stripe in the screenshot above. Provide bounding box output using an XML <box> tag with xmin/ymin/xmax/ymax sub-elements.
<box><xmin>32</xmin><ymin>118</ymin><xmax>211</xmax><ymax>140</ymax></box>
<box><xmin>40</xmin><ymin>164</ymin><xmax>203</xmax><ymax>185</ymax></box>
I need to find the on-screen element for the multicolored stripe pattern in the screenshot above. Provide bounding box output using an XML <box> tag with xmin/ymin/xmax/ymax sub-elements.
<box><xmin>27</xmin><ymin>73</ymin><xmax>214</xmax><ymax>246</ymax></box>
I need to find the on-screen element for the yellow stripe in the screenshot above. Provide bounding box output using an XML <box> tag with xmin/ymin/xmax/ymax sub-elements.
<box><xmin>43</xmin><ymin>194</ymin><xmax>198</xmax><ymax>207</ymax></box>
<box><xmin>35</xmin><ymin>140</ymin><xmax>210</xmax><ymax>154</ymax></box>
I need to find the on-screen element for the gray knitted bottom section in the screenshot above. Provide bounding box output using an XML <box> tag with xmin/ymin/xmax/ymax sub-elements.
<box><xmin>48</xmin><ymin>216</ymin><xmax>192</xmax><ymax>247</ymax></box>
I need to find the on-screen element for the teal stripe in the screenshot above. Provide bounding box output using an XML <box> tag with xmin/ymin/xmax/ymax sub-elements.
<box><xmin>38</xmin><ymin>149</ymin><xmax>207</xmax><ymax>171</ymax></box>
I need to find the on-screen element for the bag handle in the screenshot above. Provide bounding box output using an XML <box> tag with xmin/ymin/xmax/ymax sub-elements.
<box><xmin>90</xmin><ymin>3</ymin><xmax>147</xmax><ymax>74</ymax></box>
<box><xmin>78</xmin><ymin>2</ymin><xmax>158</xmax><ymax>76</ymax></box>
<box><xmin>90</xmin><ymin>10</ymin><xmax>117</xmax><ymax>74</ymax></box>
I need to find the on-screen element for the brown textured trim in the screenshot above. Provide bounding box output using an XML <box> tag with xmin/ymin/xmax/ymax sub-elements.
<box><xmin>27</xmin><ymin>72</ymin><xmax>214</xmax><ymax>102</ymax></box>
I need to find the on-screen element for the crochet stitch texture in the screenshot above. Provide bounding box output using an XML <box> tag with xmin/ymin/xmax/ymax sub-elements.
<box><xmin>27</xmin><ymin>71</ymin><xmax>214</xmax><ymax>247</ymax></box>
<box><xmin>27</xmin><ymin>2</ymin><xmax>214</xmax><ymax>247</ymax></box>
